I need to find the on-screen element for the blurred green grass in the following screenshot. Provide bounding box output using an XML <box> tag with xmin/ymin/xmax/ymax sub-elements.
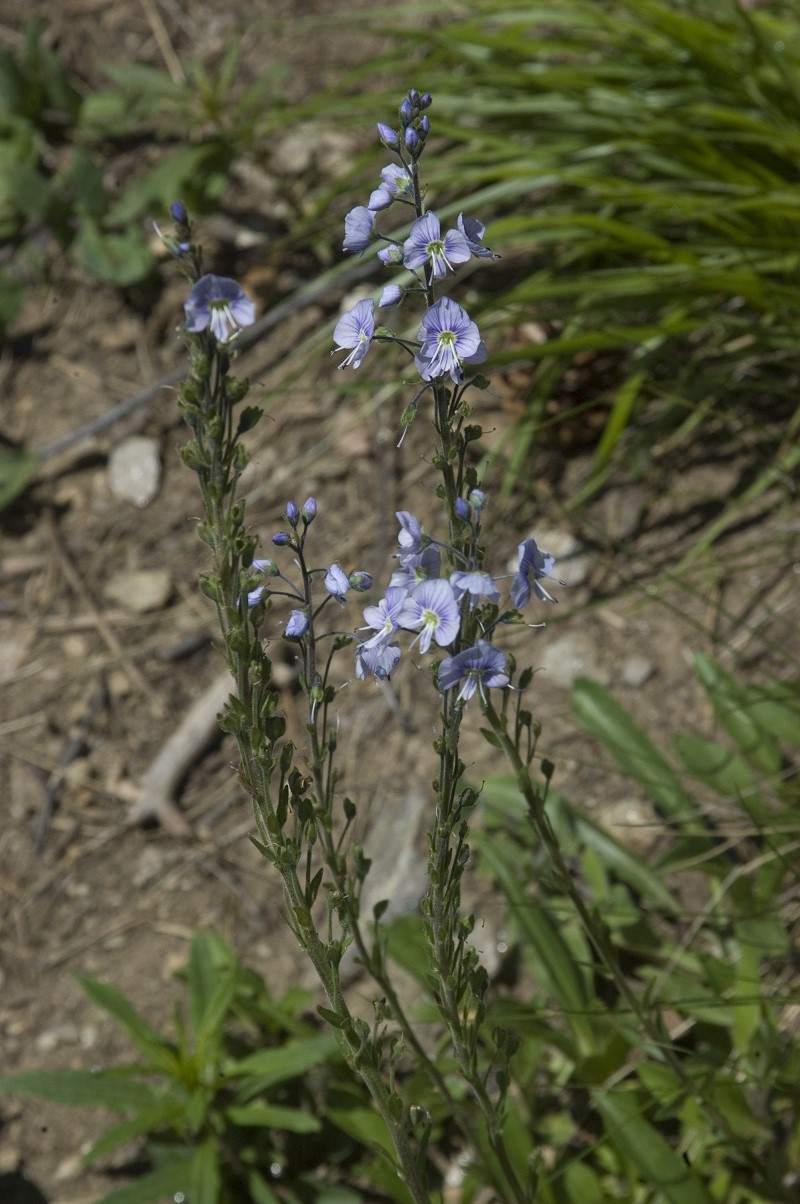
<box><xmin>288</xmin><ymin>0</ymin><xmax>800</xmax><ymax>508</ymax></box>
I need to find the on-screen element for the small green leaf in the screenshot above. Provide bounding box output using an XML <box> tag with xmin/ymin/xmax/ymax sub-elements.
<box><xmin>571</xmin><ymin>677</ymin><xmax>698</xmax><ymax>825</ymax></box>
<box><xmin>77</xmin><ymin>977</ymin><xmax>179</xmax><ymax>1073</ymax></box>
<box><xmin>71</xmin><ymin>220</ymin><xmax>153</xmax><ymax>286</ymax></box>
<box><xmin>225</xmin><ymin>1102</ymin><xmax>321</xmax><ymax>1132</ymax></box>
<box><xmin>0</xmin><ymin>1068</ymin><xmax>155</xmax><ymax>1111</ymax></box>
<box><xmin>94</xmin><ymin>1152</ymin><xmax>193</xmax><ymax>1204</ymax></box>
<box><xmin>226</xmin><ymin>1034</ymin><xmax>338</xmax><ymax>1093</ymax></box>
<box><xmin>693</xmin><ymin>653</ymin><xmax>781</xmax><ymax>777</ymax></box>
<box><xmin>0</xmin><ymin>443</ymin><xmax>35</xmax><ymax>509</ymax></box>
<box><xmin>594</xmin><ymin>1088</ymin><xmax>713</xmax><ymax>1204</ymax></box>
<box><xmin>188</xmin><ymin>1137</ymin><xmax>221</xmax><ymax>1204</ymax></box>
<box><xmin>473</xmin><ymin>828</ymin><xmax>598</xmax><ymax>1054</ymax></box>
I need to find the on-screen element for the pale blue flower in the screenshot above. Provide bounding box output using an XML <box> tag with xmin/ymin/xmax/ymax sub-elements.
<box><xmin>396</xmin><ymin>511</ymin><xmax>423</xmax><ymax>558</ymax></box>
<box><xmin>333</xmin><ymin>298</ymin><xmax>375</xmax><ymax>369</ymax></box>
<box><xmin>438</xmin><ymin>641</ymin><xmax>509</xmax><ymax>704</ymax></box>
<box><xmin>324</xmin><ymin>563</ymin><xmax>350</xmax><ymax>599</ymax></box>
<box><xmin>184</xmin><ymin>275</ymin><xmax>256</xmax><ymax>343</ymax></box>
<box><xmin>511</xmin><ymin>538</ymin><xmax>558</xmax><ymax>607</ymax></box>
<box><xmin>450</xmin><ymin>570</ymin><xmax>500</xmax><ymax>607</ymax></box>
<box><xmin>379</xmin><ymin>284</ymin><xmax>402</xmax><ymax>307</ymax></box>
<box><xmin>390</xmin><ymin>545</ymin><xmax>440</xmax><ymax>590</ymax></box>
<box><xmin>246</xmin><ymin>558</ymin><xmax>279</xmax><ymax>607</ymax></box>
<box><xmin>343</xmin><ymin>206</ymin><xmax>375</xmax><ymax>253</ymax></box>
<box><xmin>369</xmin><ymin>164</ymin><xmax>413</xmax><ymax>211</ymax></box>
<box><xmin>403</xmin><ymin>212</ymin><xmax>471</xmax><ymax>279</ymax></box>
<box><xmin>360</xmin><ymin>586</ymin><xmax>409</xmax><ymax>649</ymax></box>
<box><xmin>285</xmin><ymin>610</ymin><xmax>309</xmax><ymax>639</ymax></box>
<box><xmin>399</xmin><ymin>578</ymin><xmax>460</xmax><ymax>654</ymax></box>
<box><xmin>457</xmin><ymin>213</ymin><xmax>499</xmax><ymax>260</ymax></box>
<box><xmin>356</xmin><ymin>640</ymin><xmax>401</xmax><ymax>680</ymax></box>
<box><xmin>415</xmin><ymin>297</ymin><xmax>487</xmax><ymax>384</ymax></box>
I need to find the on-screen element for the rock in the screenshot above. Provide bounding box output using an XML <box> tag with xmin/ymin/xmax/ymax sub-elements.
<box><xmin>621</xmin><ymin>655</ymin><xmax>655</xmax><ymax>687</ymax></box>
<box><xmin>537</xmin><ymin>631</ymin><xmax>609</xmax><ymax>689</ymax></box>
<box><xmin>104</xmin><ymin>568</ymin><xmax>173</xmax><ymax>614</ymax></box>
<box><xmin>108</xmin><ymin>436</ymin><xmax>161</xmax><ymax>507</ymax></box>
<box><xmin>598</xmin><ymin>484</ymin><xmax>647</xmax><ymax>541</ymax></box>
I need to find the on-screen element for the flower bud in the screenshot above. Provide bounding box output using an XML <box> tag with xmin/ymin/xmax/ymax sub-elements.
<box><xmin>349</xmin><ymin>571</ymin><xmax>372</xmax><ymax>591</ymax></box>
<box><xmin>408</xmin><ymin>87</ymin><xmax>420</xmax><ymax>107</ymax></box>
<box><xmin>469</xmin><ymin>488</ymin><xmax>488</xmax><ymax>511</ymax></box>
<box><xmin>170</xmin><ymin>200</ymin><xmax>188</xmax><ymax>224</ymax></box>
<box><xmin>272</xmin><ymin>531</ymin><xmax>291</xmax><ymax>546</ymax></box>
<box><xmin>301</xmin><ymin>497</ymin><xmax>317</xmax><ymax>522</ymax></box>
<box><xmin>420</xmin><ymin>92</ymin><xmax>432</xmax><ymax>109</ymax></box>
<box><xmin>419</xmin><ymin>115</ymin><xmax>430</xmax><ymax>137</ymax></box>
<box><xmin>285</xmin><ymin>610</ymin><xmax>309</xmax><ymax>639</ymax></box>
<box><xmin>454</xmin><ymin>496</ymin><xmax>470</xmax><ymax>521</ymax></box>
<box><xmin>399</xmin><ymin>98</ymin><xmax>413</xmax><ymax>126</ymax></box>
<box><xmin>377</xmin><ymin>122</ymin><xmax>398</xmax><ymax>145</ymax></box>
<box><xmin>285</xmin><ymin>501</ymin><xmax>299</xmax><ymax>525</ymax></box>
<box><xmin>404</xmin><ymin>127</ymin><xmax>419</xmax><ymax>152</ymax></box>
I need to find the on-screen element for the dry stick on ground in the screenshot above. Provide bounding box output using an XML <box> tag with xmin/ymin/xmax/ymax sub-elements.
<box><xmin>126</xmin><ymin>670</ymin><xmax>233</xmax><ymax>832</ymax></box>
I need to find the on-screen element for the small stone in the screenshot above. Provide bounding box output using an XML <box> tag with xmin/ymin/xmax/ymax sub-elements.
<box><xmin>599</xmin><ymin>485</ymin><xmax>647</xmax><ymax>542</ymax></box>
<box><xmin>621</xmin><ymin>655</ymin><xmax>655</xmax><ymax>688</ymax></box>
<box><xmin>108</xmin><ymin>436</ymin><xmax>161</xmax><ymax>507</ymax></box>
<box><xmin>104</xmin><ymin>569</ymin><xmax>172</xmax><ymax>614</ymax></box>
<box><xmin>36</xmin><ymin>1022</ymin><xmax>79</xmax><ymax>1052</ymax></box>
<box><xmin>537</xmin><ymin>631</ymin><xmax>609</xmax><ymax>689</ymax></box>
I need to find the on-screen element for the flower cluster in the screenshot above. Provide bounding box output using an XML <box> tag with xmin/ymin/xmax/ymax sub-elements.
<box><xmin>333</xmin><ymin>87</ymin><xmax>497</xmax><ymax>388</ymax></box>
<box><xmin>354</xmin><ymin>509</ymin><xmax>559</xmax><ymax>706</ymax></box>
<box><xmin>246</xmin><ymin>498</ymin><xmax>371</xmax><ymax>638</ymax></box>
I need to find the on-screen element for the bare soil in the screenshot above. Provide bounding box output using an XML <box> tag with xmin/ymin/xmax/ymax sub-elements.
<box><xmin>1</xmin><ymin>4</ymin><xmax>798</xmax><ymax>1202</ymax></box>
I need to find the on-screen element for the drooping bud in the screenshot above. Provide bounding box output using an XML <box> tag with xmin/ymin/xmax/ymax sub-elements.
<box><xmin>377</xmin><ymin>122</ymin><xmax>398</xmax><ymax>145</ymax></box>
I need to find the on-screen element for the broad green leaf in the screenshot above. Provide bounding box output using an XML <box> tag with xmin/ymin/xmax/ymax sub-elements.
<box><xmin>247</xmin><ymin>1169</ymin><xmax>282</xmax><ymax>1204</ymax></box>
<box><xmin>672</xmin><ymin>734</ymin><xmax>767</xmax><ymax>820</ymax></box>
<box><xmin>193</xmin><ymin>970</ymin><xmax>237</xmax><ymax>1068</ymax></box>
<box><xmin>188</xmin><ymin>1137</ymin><xmax>221</xmax><ymax>1204</ymax></box>
<box><xmin>731</xmin><ymin>941</ymin><xmax>761</xmax><ymax>1057</ymax></box>
<box><xmin>693</xmin><ymin>654</ymin><xmax>781</xmax><ymax>777</ymax></box>
<box><xmin>78</xmin><ymin>977</ymin><xmax>180</xmax><ymax>1073</ymax></box>
<box><xmin>226</xmin><ymin>1034</ymin><xmax>338</xmax><ymax>1094</ymax></box>
<box><xmin>186</xmin><ymin>928</ymin><xmax>237</xmax><ymax>1033</ymax></box>
<box><xmin>384</xmin><ymin>911</ymin><xmax>434</xmax><ymax>989</ymax></box>
<box><xmin>83</xmin><ymin>1099</ymin><xmax>185</xmax><ymax>1164</ymax></box>
<box><xmin>482</xmin><ymin>776</ymin><xmax>681</xmax><ymax>913</ymax></box>
<box><xmin>571</xmin><ymin>678</ymin><xmax>700</xmax><ymax>826</ymax></box>
<box><xmin>593</xmin><ymin>1088</ymin><xmax>713</xmax><ymax>1204</ymax></box>
<box><xmin>326</xmin><ymin>1101</ymin><xmax>396</xmax><ymax>1160</ymax></box>
<box><xmin>94</xmin><ymin>1153</ymin><xmax>193</xmax><ymax>1204</ymax></box>
<box><xmin>472</xmin><ymin>828</ymin><xmax>598</xmax><ymax>1054</ymax></box>
<box><xmin>225</xmin><ymin>1102</ymin><xmax>321</xmax><ymax>1132</ymax></box>
<box><xmin>0</xmin><ymin>1068</ymin><xmax>155</xmax><ymax>1110</ymax></box>
<box><xmin>739</xmin><ymin>684</ymin><xmax>800</xmax><ymax>753</ymax></box>
<box><xmin>71</xmin><ymin>221</ymin><xmax>153</xmax><ymax>286</ymax></box>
